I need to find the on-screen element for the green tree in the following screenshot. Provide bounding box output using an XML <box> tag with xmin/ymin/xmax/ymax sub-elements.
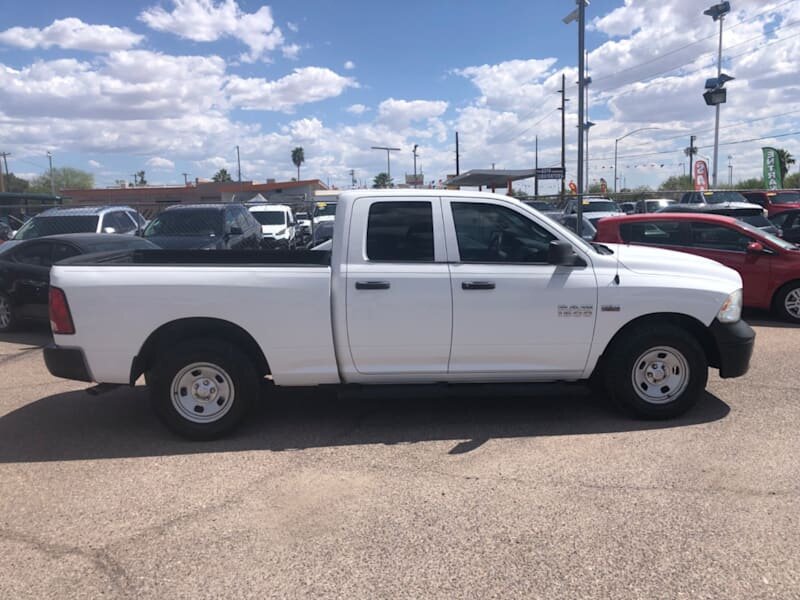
<box><xmin>776</xmin><ymin>148</ymin><xmax>796</xmax><ymax>181</ymax></box>
<box><xmin>3</xmin><ymin>172</ymin><xmax>30</xmax><ymax>193</ymax></box>
<box><xmin>291</xmin><ymin>147</ymin><xmax>305</xmax><ymax>181</ymax></box>
<box><xmin>784</xmin><ymin>172</ymin><xmax>800</xmax><ymax>189</ymax></box>
<box><xmin>212</xmin><ymin>168</ymin><xmax>233</xmax><ymax>182</ymax></box>
<box><xmin>735</xmin><ymin>177</ymin><xmax>764</xmax><ymax>190</ymax></box>
<box><xmin>372</xmin><ymin>172</ymin><xmax>393</xmax><ymax>188</ymax></box>
<box><xmin>658</xmin><ymin>175</ymin><xmax>693</xmax><ymax>191</ymax></box>
<box><xmin>136</xmin><ymin>170</ymin><xmax>147</xmax><ymax>186</ymax></box>
<box><xmin>28</xmin><ymin>167</ymin><xmax>94</xmax><ymax>193</ymax></box>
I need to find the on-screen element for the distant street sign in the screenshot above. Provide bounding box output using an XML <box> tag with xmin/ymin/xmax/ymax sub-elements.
<box><xmin>535</xmin><ymin>167</ymin><xmax>565</xmax><ymax>180</ymax></box>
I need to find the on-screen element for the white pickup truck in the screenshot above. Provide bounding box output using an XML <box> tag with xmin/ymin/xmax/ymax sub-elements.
<box><xmin>45</xmin><ymin>190</ymin><xmax>755</xmax><ymax>439</ymax></box>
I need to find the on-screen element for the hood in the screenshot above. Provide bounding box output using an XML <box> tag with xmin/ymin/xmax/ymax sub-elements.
<box><xmin>261</xmin><ymin>224</ymin><xmax>287</xmax><ymax>235</ymax></box>
<box><xmin>144</xmin><ymin>235</ymin><xmax>221</xmax><ymax>250</ymax></box>
<box><xmin>709</xmin><ymin>201</ymin><xmax>763</xmax><ymax>211</ymax></box>
<box><xmin>585</xmin><ymin>212</ymin><xmax>623</xmax><ymax>222</ymax></box>
<box><xmin>0</xmin><ymin>240</ymin><xmax>22</xmax><ymax>253</ymax></box>
<box><xmin>609</xmin><ymin>243</ymin><xmax>741</xmax><ymax>288</ymax></box>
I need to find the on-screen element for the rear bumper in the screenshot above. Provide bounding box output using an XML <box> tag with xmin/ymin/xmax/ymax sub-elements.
<box><xmin>709</xmin><ymin>319</ymin><xmax>755</xmax><ymax>378</ymax></box>
<box><xmin>43</xmin><ymin>345</ymin><xmax>93</xmax><ymax>382</ymax></box>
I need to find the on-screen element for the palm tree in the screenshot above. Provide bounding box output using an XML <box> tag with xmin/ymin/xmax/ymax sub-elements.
<box><xmin>291</xmin><ymin>147</ymin><xmax>305</xmax><ymax>181</ymax></box>
<box><xmin>776</xmin><ymin>149</ymin><xmax>796</xmax><ymax>180</ymax></box>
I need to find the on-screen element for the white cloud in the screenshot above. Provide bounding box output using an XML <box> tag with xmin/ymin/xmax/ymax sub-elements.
<box><xmin>226</xmin><ymin>67</ymin><xmax>357</xmax><ymax>112</ymax></box>
<box><xmin>287</xmin><ymin>22</ymin><xmax>299</xmax><ymax>33</ymax></box>
<box><xmin>0</xmin><ymin>17</ymin><xmax>143</xmax><ymax>52</ymax></box>
<box><xmin>377</xmin><ymin>98</ymin><xmax>449</xmax><ymax>128</ymax></box>
<box><xmin>146</xmin><ymin>156</ymin><xmax>176</xmax><ymax>170</ymax></box>
<box><xmin>138</xmin><ymin>0</ymin><xmax>284</xmax><ymax>62</ymax></box>
<box><xmin>88</xmin><ymin>159</ymin><xmax>102</xmax><ymax>168</ymax></box>
<box><xmin>344</xmin><ymin>60</ymin><xmax>355</xmax><ymax>70</ymax></box>
<box><xmin>455</xmin><ymin>58</ymin><xmax>559</xmax><ymax>112</ymax></box>
<box><xmin>282</xmin><ymin>43</ymin><xmax>301</xmax><ymax>60</ymax></box>
<box><xmin>346</xmin><ymin>103</ymin><xmax>369</xmax><ymax>115</ymax></box>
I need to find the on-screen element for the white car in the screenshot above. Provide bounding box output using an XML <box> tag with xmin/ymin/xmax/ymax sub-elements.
<box><xmin>45</xmin><ymin>190</ymin><xmax>754</xmax><ymax>439</ymax></box>
<box><xmin>247</xmin><ymin>204</ymin><xmax>296</xmax><ymax>249</ymax></box>
<box><xmin>563</xmin><ymin>197</ymin><xmax>624</xmax><ymax>225</ymax></box>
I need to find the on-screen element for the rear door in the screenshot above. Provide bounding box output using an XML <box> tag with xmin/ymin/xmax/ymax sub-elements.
<box><xmin>444</xmin><ymin>198</ymin><xmax>596</xmax><ymax>376</ymax></box>
<box><xmin>345</xmin><ymin>197</ymin><xmax>451</xmax><ymax>376</ymax></box>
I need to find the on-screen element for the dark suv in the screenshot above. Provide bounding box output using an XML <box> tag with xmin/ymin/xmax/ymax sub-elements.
<box><xmin>143</xmin><ymin>204</ymin><xmax>262</xmax><ymax>250</ymax></box>
<box><xmin>740</xmin><ymin>190</ymin><xmax>800</xmax><ymax>217</ymax></box>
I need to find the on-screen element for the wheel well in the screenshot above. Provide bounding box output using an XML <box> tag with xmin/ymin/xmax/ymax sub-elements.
<box><xmin>771</xmin><ymin>279</ymin><xmax>800</xmax><ymax>310</ymax></box>
<box><xmin>131</xmin><ymin>317</ymin><xmax>270</xmax><ymax>385</ymax></box>
<box><xmin>592</xmin><ymin>313</ymin><xmax>719</xmax><ymax>377</ymax></box>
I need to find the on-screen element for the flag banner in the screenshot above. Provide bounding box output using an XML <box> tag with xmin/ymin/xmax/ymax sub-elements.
<box><xmin>762</xmin><ymin>147</ymin><xmax>783</xmax><ymax>190</ymax></box>
<box><xmin>694</xmin><ymin>160</ymin><xmax>709</xmax><ymax>191</ymax></box>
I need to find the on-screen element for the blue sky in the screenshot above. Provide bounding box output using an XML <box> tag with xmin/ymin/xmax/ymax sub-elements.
<box><xmin>1</xmin><ymin>0</ymin><xmax>797</xmax><ymax>192</ymax></box>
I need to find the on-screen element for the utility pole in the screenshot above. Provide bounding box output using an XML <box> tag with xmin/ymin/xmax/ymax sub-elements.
<box><xmin>728</xmin><ymin>154</ymin><xmax>733</xmax><ymax>187</ymax></box>
<box><xmin>534</xmin><ymin>135</ymin><xmax>539</xmax><ymax>199</ymax></box>
<box><xmin>349</xmin><ymin>169</ymin><xmax>357</xmax><ymax>188</ymax></box>
<box><xmin>576</xmin><ymin>0</ymin><xmax>586</xmax><ymax>235</ymax></box>
<box><xmin>412</xmin><ymin>144</ymin><xmax>419</xmax><ymax>188</ymax></box>
<box><xmin>182</xmin><ymin>172</ymin><xmax>189</xmax><ymax>186</ymax></box>
<box><xmin>236</xmin><ymin>145</ymin><xmax>242</xmax><ymax>183</ymax></box>
<box><xmin>370</xmin><ymin>146</ymin><xmax>400</xmax><ymax>184</ymax></box>
<box><xmin>711</xmin><ymin>9</ymin><xmax>725</xmax><ymax>187</ymax></box>
<box><xmin>47</xmin><ymin>151</ymin><xmax>55</xmax><ymax>196</ymax></box>
<box><xmin>0</xmin><ymin>152</ymin><xmax>10</xmax><ymax>193</ymax></box>
<box><xmin>685</xmin><ymin>135</ymin><xmax>697</xmax><ymax>185</ymax></box>
<box><xmin>455</xmin><ymin>131</ymin><xmax>460</xmax><ymax>175</ymax></box>
<box><xmin>557</xmin><ymin>73</ymin><xmax>567</xmax><ymax>202</ymax></box>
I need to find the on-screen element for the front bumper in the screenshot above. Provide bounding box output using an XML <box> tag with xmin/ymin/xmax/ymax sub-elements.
<box><xmin>708</xmin><ymin>319</ymin><xmax>755</xmax><ymax>378</ymax></box>
<box><xmin>43</xmin><ymin>345</ymin><xmax>93</xmax><ymax>382</ymax></box>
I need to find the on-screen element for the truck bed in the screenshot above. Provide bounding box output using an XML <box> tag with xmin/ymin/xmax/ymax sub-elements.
<box><xmin>59</xmin><ymin>249</ymin><xmax>331</xmax><ymax>266</ymax></box>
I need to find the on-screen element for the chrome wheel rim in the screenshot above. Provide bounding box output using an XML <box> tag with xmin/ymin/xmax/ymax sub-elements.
<box><xmin>0</xmin><ymin>296</ymin><xmax>10</xmax><ymax>329</ymax></box>
<box><xmin>631</xmin><ymin>346</ymin><xmax>690</xmax><ymax>405</ymax></box>
<box><xmin>784</xmin><ymin>288</ymin><xmax>800</xmax><ymax>319</ymax></box>
<box><xmin>170</xmin><ymin>362</ymin><xmax>234</xmax><ymax>424</ymax></box>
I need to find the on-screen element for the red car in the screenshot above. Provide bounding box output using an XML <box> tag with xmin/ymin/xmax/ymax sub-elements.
<box><xmin>595</xmin><ymin>213</ymin><xmax>800</xmax><ymax>322</ymax></box>
<box><xmin>741</xmin><ymin>190</ymin><xmax>800</xmax><ymax>217</ymax></box>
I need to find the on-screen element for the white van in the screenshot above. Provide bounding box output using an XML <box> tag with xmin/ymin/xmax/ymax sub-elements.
<box><xmin>247</xmin><ymin>204</ymin><xmax>296</xmax><ymax>249</ymax></box>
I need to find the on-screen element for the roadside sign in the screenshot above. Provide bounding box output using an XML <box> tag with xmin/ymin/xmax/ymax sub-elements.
<box><xmin>535</xmin><ymin>168</ymin><xmax>564</xmax><ymax>180</ymax></box>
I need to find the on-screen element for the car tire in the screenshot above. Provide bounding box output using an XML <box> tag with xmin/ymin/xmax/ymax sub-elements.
<box><xmin>149</xmin><ymin>338</ymin><xmax>258</xmax><ymax>440</ymax></box>
<box><xmin>603</xmin><ymin>325</ymin><xmax>707</xmax><ymax>419</ymax></box>
<box><xmin>773</xmin><ymin>281</ymin><xmax>800</xmax><ymax>324</ymax></box>
<box><xmin>0</xmin><ymin>291</ymin><xmax>17</xmax><ymax>333</ymax></box>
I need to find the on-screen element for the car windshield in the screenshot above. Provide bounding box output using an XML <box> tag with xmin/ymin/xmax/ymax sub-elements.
<box><xmin>144</xmin><ymin>210</ymin><xmax>222</xmax><ymax>237</ymax></box>
<box><xmin>251</xmin><ymin>211</ymin><xmax>286</xmax><ymax>225</ymax></box>
<box><xmin>314</xmin><ymin>203</ymin><xmax>337</xmax><ymax>218</ymax></box>
<box><xmin>582</xmin><ymin>201</ymin><xmax>620</xmax><ymax>213</ymax></box>
<box><xmin>737</xmin><ymin>220</ymin><xmax>798</xmax><ymax>250</ymax></box>
<box><xmin>647</xmin><ymin>200</ymin><xmax>673</xmax><ymax>211</ymax></box>
<box><xmin>704</xmin><ymin>191</ymin><xmax>748</xmax><ymax>204</ymax></box>
<box><xmin>312</xmin><ymin>221</ymin><xmax>335</xmax><ymax>243</ymax></box>
<box><xmin>15</xmin><ymin>215</ymin><xmax>99</xmax><ymax>239</ymax></box>
<box><xmin>738</xmin><ymin>215</ymin><xmax>773</xmax><ymax>229</ymax></box>
<box><xmin>772</xmin><ymin>191</ymin><xmax>800</xmax><ymax>204</ymax></box>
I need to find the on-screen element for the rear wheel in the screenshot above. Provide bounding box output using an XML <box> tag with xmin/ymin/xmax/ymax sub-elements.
<box><xmin>603</xmin><ymin>325</ymin><xmax>707</xmax><ymax>419</ymax></box>
<box><xmin>774</xmin><ymin>281</ymin><xmax>800</xmax><ymax>324</ymax></box>
<box><xmin>149</xmin><ymin>338</ymin><xmax>258</xmax><ymax>439</ymax></box>
<box><xmin>0</xmin><ymin>292</ymin><xmax>17</xmax><ymax>333</ymax></box>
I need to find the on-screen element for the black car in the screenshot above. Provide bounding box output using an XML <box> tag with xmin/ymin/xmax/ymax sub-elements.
<box><xmin>657</xmin><ymin>204</ymin><xmax>780</xmax><ymax>237</ymax></box>
<box><xmin>523</xmin><ymin>200</ymin><xmax>555</xmax><ymax>212</ymax></box>
<box><xmin>0</xmin><ymin>234</ymin><xmax>157</xmax><ymax>332</ymax></box>
<box><xmin>143</xmin><ymin>204</ymin><xmax>262</xmax><ymax>250</ymax></box>
<box><xmin>770</xmin><ymin>209</ymin><xmax>800</xmax><ymax>244</ymax></box>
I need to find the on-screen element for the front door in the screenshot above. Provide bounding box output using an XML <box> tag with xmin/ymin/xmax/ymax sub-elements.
<box><xmin>443</xmin><ymin>198</ymin><xmax>597</xmax><ymax>377</ymax></box>
<box><xmin>345</xmin><ymin>197</ymin><xmax>452</xmax><ymax>376</ymax></box>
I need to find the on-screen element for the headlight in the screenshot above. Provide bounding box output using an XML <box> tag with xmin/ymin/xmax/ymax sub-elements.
<box><xmin>718</xmin><ymin>289</ymin><xmax>742</xmax><ymax>323</ymax></box>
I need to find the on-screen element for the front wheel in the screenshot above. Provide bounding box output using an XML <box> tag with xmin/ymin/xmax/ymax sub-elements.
<box><xmin>0</xmin><ymin>292</ymin><xmax>17</xmax><ymax>333</ymax></box>
<box><xmin>149</xmin><ymin>339</ymin><xmax>258</xmax><ymax>439</ymax></box>
<box><xmin>774</xmin><ymin>281</ymin><xmax>800</xmax><ymax>323</ymax></box>
<box><xmin>603</xmin><ymin>325</ymin><xmax>708</xmax><ymax>419</ymax></box>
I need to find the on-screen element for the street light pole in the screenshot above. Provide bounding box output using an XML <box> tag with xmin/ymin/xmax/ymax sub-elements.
<box><xmin>713</xmin><ymin>15</ymin><xmax>724</xmax><ymax>187</ymax></box>
<box><xmin>704</xmin><ymin>1</ymin><xmax>730</xmax><ymax>188</ymax></box>
<box><xmin>371</xmin><ymin>146</ymin><xmax>400</xmax><ymax>186</ymax></box>
<box><xmin>46</xmin><ymin>151</ymin><xmax>55</xmax><ymax>196</ymax></box>
<box><xmin>412</xmin><ymin>144</ymin><xmax>419</xmax><ymax>188</ymax></box>
<box><xmin>614</xmin><ymin>127</ymin><xmax>660</xmax><ymax>193</ymax></box>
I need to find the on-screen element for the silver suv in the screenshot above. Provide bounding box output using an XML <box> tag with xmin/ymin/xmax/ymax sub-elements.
<box><xmin>11</xmin><ymin>206</ymin><xmax>147</xmax><ymax>242</ymax></box>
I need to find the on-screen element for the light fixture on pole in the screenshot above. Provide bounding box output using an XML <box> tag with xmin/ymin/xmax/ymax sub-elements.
<box><xmin>412</xmin><ymin>144</ymin><xmax>419</xmax><ymax>188</ymax></box>
<box><xmin>563</xmin><ymin>0</ymin><xmax>589</xmax><ymax>236</ymax></box>
<box><xmin>614</xmin><ymin>127</ymin><xmax>660</xmax><ymax>193</ymax></box>
<box><xmin>703</xmin><ymin>0</ymin><xmax>731</xmax><ymax>188</ymax></box>
<box><xmin>371</xmin><ymin>146</ymin><xmax>400</xmax><ymax>186</ymax></box>
<box><xmin>584</xmin><ymin>119</ymin><xmax>595</xmax><ymax>193</ymax></box>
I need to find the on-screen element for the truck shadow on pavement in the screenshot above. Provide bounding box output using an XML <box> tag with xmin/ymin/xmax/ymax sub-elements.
<box><xmin>0</xmin><ymin>383</ymin><xmax>730</xmax><ymax>463</ymax></box>
<box><xmin>0</xmin><ymin>327</ymin><xmax>52</xmax><ymax>348</ymax></box>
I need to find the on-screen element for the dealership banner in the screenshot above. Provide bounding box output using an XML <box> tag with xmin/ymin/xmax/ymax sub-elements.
<box><xmin>762</xmin><ymin>147</ymin><xmax>783</xmax><ymax>190</ymax></box>
<box><xmin>693</xmin><ymin>160</ymin><xmax>709</xmax><ymax>191</ymax></box>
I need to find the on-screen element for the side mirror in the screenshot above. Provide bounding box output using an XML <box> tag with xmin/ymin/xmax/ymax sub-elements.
<box><xmin>103</xmin><ymin>227</ymin><xmax>117</xmax><ymax>234</ymax></box>
<box><xmin>548</xmin><ymin>240</ymin><xmax>577</xmax><ymax>265</ymax></box>
<box><xmin>746</xmin><ymin>241</ymin><xmax>764</xmax><ymax>254</ymax></box>
<box><xmin>229</xmin><ymin>226</ymin><xmax>243</xmax><ymax>236</ymax></box>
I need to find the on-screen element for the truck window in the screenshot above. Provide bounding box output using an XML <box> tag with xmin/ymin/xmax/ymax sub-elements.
<box><xmin>366</xmin><ymin>201</ymin><xmax>434</xmax><ymax>262</ymax></box>
<box><xmin>451</xmin><ymin>202</ymin><xmax>555</xmax><ymax>263</ymax></box>
<box><xmin>620</xmin><ymin>221</ymin><xmax>685</xmax><ymax>246</ymax></box>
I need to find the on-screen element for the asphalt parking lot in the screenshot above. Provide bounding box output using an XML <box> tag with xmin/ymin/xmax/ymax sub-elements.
<box><xmin>0</xmin><ymin>314</ymin><xmax>798</xmax><ymax>599</ymax></box>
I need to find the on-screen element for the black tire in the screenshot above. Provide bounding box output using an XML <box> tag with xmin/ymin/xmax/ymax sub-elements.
<box><xmin>149</xmin><ymin>338</ymin><xmax>258</xmax><ymax>440</ymax></box>
<box><xmin>773</xmin><ymin>281</ymin><xmax>800</xmax><ymax>324</ymax></box>
<box><xmin>0</xmin><ymin>291</ymin><xmax>17</xmax><ymax>333</ymax></box>
<box><xmin>602</xmin><ymin>324</ymin><xmax>708</xmax><ymax>419</ymax></box>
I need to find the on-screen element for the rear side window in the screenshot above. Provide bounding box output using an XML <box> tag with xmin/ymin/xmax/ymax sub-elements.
<box><xmin>620</xmin><ymin>221</ymin><xmax>685</xmax><ymax>246</ymax></box>
<box><xmin>12</xmin><ymin>242</ymin><xmax>52</xmax><ymax>266</ymax></box>
<box><xmin>366</xmin><ymin>202</ymin><xmax>434</xmax><ymax>262</ymax></box>
<box><xmin>688</xmin><ymin>222</ymin><xmax>751</xmax><ymax>252</ymax></box>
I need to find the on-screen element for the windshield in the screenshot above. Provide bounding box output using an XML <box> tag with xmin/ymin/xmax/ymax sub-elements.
<box><xmin>582</xmin><ymin>201</ymin><xmax>620</xmax><ymax>213</ymax></box>
<box><xmin>738</xmin><ymin>220</ymin><xmax>798</xmax><ymax>251</ymax></box>
<box><xmin>528</xmin><ymin>206</ymin><xmax>596</xmax><ymax>254</ymax></box>
<box><xmin>144</xmin><ymin>210</ymin><xmax>222</xmax><ymax>237</ymax></box>
<box><xmin>251</xmin><ymin>211</ymin><xmax>286</xmax><ymax>226</ymax></box>
<box><xmin>314</xmin><ymin>203</ymin><xmax>337</xmax><ymax>218</ymax></box>
<box><xmin>15</xmin><ymin>215</ymin><xmax>99</xmax><ymax>239</ymax></box>
<box><xmin>704</xmin><ymin>191</ymin><xmax>748</xmax><ymax>204</ymax></box>
<box><xmin>312</xmin><ymin>221</ymin><xmax>335</xmax><ymax>243</ymax></box>
<box><xmin>646</xmin><ymin>200</ymin><xmax>673</xmax><ymax>212</ymax></box>
<box><xmin>772</xmin><ymin>191</ymin><xmax>800</xmax><ymax>204</ymax></box>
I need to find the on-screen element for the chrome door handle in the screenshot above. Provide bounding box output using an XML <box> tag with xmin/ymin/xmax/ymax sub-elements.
<box><xmin>355</xmin><ymin>281</ymin><xmax>391</xmax><ymax>290</ymax></box>
<box><xmin>462</xmin><ymin>281</ymin><xmax>495</xmax><ymax>290</ymax></box>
